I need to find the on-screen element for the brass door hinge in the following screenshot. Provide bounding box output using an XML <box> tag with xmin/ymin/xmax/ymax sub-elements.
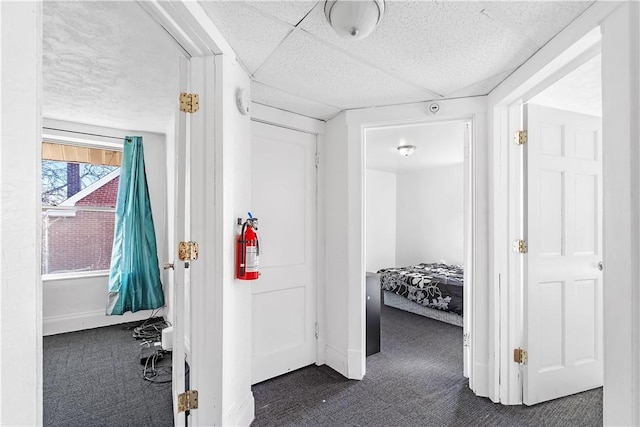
<box><xmin>513</xmin><ymin>239</ymin><xmax>528</xmax><ymax>254</ymax></box>
<box><xmin>180</xmin><ymin>93</ymin><xmax>200</xmax><ymax>113</ymax></box>
<box><xmin>514</xmin><ymin>130</ymin><xmax>527</xmax><ymax>145</ymax></box>
<box><xmin>514</xmin><ymin>348</ymin><xmax>528</xmax><ymax>365</ymax></box>
<box><xmin>178</xmin><ymin>390</ymin><xmax>198</xmax><ymax>413</ymax></box>
<box><xmin>178</xmin><ymin>241</ymin><xmax>199</xmax><ymax>261</ymax></box>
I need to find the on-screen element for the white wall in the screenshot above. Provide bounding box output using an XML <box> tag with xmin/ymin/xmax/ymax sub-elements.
<box><xmin>365</xmin><ymin>169</ymin><xmax>396</xmax><ymax>272</ymax></box>
<box><xmin>324</xmin><ymin>112</ymin><xmax>350</xmax><ymax>377</ymax></box>
<box><xmin>601</xmin><ymin>3</ymin><xmax>640</xmax><ymax>425</ymax></box>
<box><xmin>0</xmin><ymin>2</ymin><xmax>42</xmax><ymax>425</ymax></box>
<box><xmin>396</xmin><ymin>164</ymin><xmax>464</xmax><ymax>267</ymax></box>
<box><xmin>41</xmin><ymin>123</ymin><xmax>169</xmax><ymax>335</ymax></box>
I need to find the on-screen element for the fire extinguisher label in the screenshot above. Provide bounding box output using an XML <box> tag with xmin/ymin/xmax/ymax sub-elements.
<box><xmin>245</xmin><ymin>246</ymin><xmax>259</xmax><ymax>273</ymax></box>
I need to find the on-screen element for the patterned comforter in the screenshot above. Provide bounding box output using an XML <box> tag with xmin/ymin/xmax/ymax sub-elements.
<box><xmin>378</xmin><ymin>263</ymin><xmax>464</xmax><ymax>316</ymax></box>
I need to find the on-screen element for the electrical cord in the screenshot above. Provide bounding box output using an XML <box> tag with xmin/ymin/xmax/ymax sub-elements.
<box><xmin>143</xmin><ymin>349</ymin><xmax>172</xmax><ymax>384</ymax></box>
<box><xmin>132</xmin><ymin>310</ymin><xmax>171</xmax><ymax>342</ymax></box>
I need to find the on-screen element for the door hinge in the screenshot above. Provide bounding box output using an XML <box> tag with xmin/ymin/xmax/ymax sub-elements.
<box><xmin>315</xmin><ymin>322</ymin><xmax>319</xmax><ymax>339</ymax></box>
<box><xmin>514</xmin><ymin>130</ymin><xmax>527</xmax><ymax>145</ymax></box>
<box><xmin>514</xmin><ymin>348</ymin><xmax>528</xmax><ymax>365</ymax></box>
<box><xmin>463</xmin><ymin>333</ymin><xmax>471</xmax><ymax>347</ymax></box>
<box><xmin>180</xmin><ymin>93</ymin><xmax>200</xmax><ymax>113</ymax></box>
<box><xmin>178</xmin><ymin>241</ymin><xmax>199</xmax><ymax>261</ymax></box>
<box><xmin>178</xmin><ymin>390</ymin><xmax>198</xmax><ymax>413</ymax></box>
<box><xmin>513</xmin><ymin>239</ymin><xmax>528</xmax><ymax>254</ymax></box>
<box><xmin>315</xmin><ymin>152</ymin><xmax>320</xmax><ymax>168</ymax></box>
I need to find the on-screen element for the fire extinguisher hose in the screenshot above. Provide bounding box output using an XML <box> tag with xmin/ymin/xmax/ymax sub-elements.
<box><xmin>240</xmin><ymin>221</ymin><xmax>247</xmax><ymax>276</ymax></box>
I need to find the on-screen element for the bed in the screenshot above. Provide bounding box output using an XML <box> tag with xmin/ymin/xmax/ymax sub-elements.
<box><xmin>378</xmin><ymin>263</ymin><xmax>463</xmax><ymax>327</ymax></box>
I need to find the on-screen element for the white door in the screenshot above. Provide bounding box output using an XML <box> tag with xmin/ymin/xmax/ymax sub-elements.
<box><xmin>523</xmin><ymin>104</ymin><xmax>603</xmax><ymax>405</ymax></box>
<box><xmin>250</xmin><ymin>121</ymin><xmax>317</xmax><ymax>384</ymax></box>
<box><xmin>171</xmin><ymin>56</ymin><xmax>189</xmax><ymax>427</ymax></box>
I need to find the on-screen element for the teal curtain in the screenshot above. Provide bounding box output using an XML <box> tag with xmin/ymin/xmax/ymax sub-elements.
<box><xmin>107</xmin><ymin>136</ymin><xmax>164</xmax><ymax>315</ymax></box>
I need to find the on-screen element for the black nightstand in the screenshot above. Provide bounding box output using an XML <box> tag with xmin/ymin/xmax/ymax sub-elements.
<box><xmin>366</xmin><ymin>272</ymin><xmax>381</xmax><ymax>356</ymax></box>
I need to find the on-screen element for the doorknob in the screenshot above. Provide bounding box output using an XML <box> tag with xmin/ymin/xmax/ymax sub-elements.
<box><xmin>163</xmin><ymin>262</ymin><xmax>175</xmax><ymax>270</ymax></box>
<box><xmin>598</xmin><ymin>261</ymin><xmax>603</xmax><ymax>271</ymax></box>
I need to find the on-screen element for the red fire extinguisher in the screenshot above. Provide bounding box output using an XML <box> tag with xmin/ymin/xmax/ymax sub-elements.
<box><xmin>236</xmin><ymin>212</ymin><xmax>260</xmax><ymax>280</ymax></box>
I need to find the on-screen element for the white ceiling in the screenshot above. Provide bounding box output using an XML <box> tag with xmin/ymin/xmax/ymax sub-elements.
<box><xmin>366</xmin><ymin>121</ymin><xmax>465</xmax><ymax>174</ymax></box>
<box><xmin>42</xmin><ymin>1</ymin><xmax>182</xmax><ymax>134</ymax></box>
<box><xmin>199</xmin><ymin>0</ymin><xmax>594</xmax><ymax>120</ymax></box>
<box><xmin>529</xmin><ymin>54</ymin><xmax>601</xmax><ymax>117</ymax></box>
<box><xmin>41</xmin><ymin>1</ymin><xmax>596</xmax><ymax>132</ymax></box>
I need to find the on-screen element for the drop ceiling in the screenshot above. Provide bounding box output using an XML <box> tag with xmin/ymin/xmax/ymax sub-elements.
<box><xmin>199</xmin><ymin>0</ymin><xmax>594</xmax><ymax>120</ymax></box>
<box><xmin>42</xmin><ymin>1</ymin><xmax>596</xmax><ymax>132</ymax></box>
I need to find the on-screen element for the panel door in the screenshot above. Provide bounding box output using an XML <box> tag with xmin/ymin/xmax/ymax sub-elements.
<box><xmin>523</xmin><ymin>104</ymin><xmax>603</xmax><ymax>405</ymax></box>
<box><xmin>250</xmin><ymin>121</ymin><xmax>317</xmax><ymax>384</ymax></box>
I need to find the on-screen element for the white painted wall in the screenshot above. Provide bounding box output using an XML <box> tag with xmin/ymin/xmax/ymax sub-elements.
<box><xmin>365</xmin><ymin>169</ymin><xmax>396</xmax><ymax>272</ymax></box>
<box><xmin>396</xmin><ymin>163</ymin><xmax>464</xmax><ymax>267</ymax></box>
<box><xmin>601</xmin><ymin>3</ymin><xmax>640</xmax><ymax>425</ymax></box>
<box><xmin>323</xmin><ymin>112</ymin><xmax>350</xmax><ymax>377</ymax></box>
<box><xmin>0</xmin><ymin>2</ymin><xmax>42</xmax><ymax>425</ymax></box>
<box><xmin>193</xmin><ymin>55</ymin><xmax>255</xmax><ymax>426</ymax></box>
<box><xmin>41</xmin><ymin>123</ymin><xmax>169</xmax><ymax>336</ymax></box>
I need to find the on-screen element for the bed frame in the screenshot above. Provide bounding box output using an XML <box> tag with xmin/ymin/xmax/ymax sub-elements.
<box><xmin>383</xmin><ymin>290</ymin><xmax>463</xmax><ymax>327</ymax></box>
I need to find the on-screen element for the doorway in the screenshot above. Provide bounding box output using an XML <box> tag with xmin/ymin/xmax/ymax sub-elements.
<box><xmin>518</xmin><ymin>52</ymin><xmax>603</xmax><ymax>405</ymax></box>
<box><xmin>363</xmin><ymin>117</ymin><xmax>475</xmax><ymax>380</ymax></box>
<box><xmin>495</xmin><ymin>29</ymin><xmax>606</xmax><ymax>406</ymax></box>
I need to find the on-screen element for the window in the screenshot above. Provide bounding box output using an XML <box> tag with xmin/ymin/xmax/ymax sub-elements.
<box><xmin>41</xmin><ymin>142</ymin><xmax>122</xmax><ymax>276</ymax></box>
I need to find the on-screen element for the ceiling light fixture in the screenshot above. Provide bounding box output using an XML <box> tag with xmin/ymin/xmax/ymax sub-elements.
<box><xmin>397</xmin><ymin>145</ymin><xmax>416</xmax><ymax>157</ymax></box>
<box><xmin>324</xmin><ymin>0</ymin><xmax>386</xmax><ymax>40</ymax></box>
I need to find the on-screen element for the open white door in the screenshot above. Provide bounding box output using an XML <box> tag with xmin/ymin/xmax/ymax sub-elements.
<box><xmin>522</xmin><ymin>104</ymin><xmax>603</xmax><ymax>405</ymax></box>
<box><xmin>250</xmin><ymin>121</ymin><xmax>317</xmax><ymax>384</ymax></box>
<box><xmin>171</xmin><ymin>55</ymin><xmax>190</xmax><ymax>427</ymax></box>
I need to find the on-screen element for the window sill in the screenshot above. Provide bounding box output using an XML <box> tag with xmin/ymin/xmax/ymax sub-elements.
<box><xmin>42</xmin><ymin>270</ymin><xmax>110</xmax><ymax>282</ymax></box>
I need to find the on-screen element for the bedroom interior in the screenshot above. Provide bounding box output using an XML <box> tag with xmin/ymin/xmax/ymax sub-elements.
<box><xmin>365</xmin><ymin>120</ymin><xmax>467</xmax><ymax>356</ymax></box>
<box><xmin>41</xmin><ymin>1</ymin><xmax>182</xmax><ymax>422</ymax></box>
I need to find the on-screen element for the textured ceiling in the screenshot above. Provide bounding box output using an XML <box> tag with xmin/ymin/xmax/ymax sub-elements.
<box><xmin>43</xmin><ymin>1</ymin><xmax>182</xmax><ymax>134</ymax></box>
<box><xmin>200</xmin><ymin>0</ymin><xmax>594</xmax><ymax>120</ymax></box>
<box><xmin>366</xmin><ymin>121</ymin><xmax>465</xmax><ymax>174</ymax></box>
<box><xmin>42</xmin><ymin>1</ymin><xmax>596</xmax><ymax>130</ymax></box>
<box><xmin>530</xmin><ymin>54</ymin><xmax>601</xmax><ymax>117</ymax></box>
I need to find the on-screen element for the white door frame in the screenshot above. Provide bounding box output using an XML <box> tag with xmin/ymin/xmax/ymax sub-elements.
<box><xmin>489</xmin><ymin>4</ymin><xmax>640</xmax><ymax>424</ymax></box>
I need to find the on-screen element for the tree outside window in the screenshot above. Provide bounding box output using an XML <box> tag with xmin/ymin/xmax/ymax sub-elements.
<box><xmin>41</xmin><ymin>142</ymin><xmax>122</xmax><ymax>276</ymax></box>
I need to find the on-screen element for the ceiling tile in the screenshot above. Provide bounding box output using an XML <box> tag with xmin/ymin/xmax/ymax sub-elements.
<box><xmin>254</xmin><ymin>30</ymin><xmax>435</xmax><ymax>110</ymax></box>
<box><xmin>43</xmin><ymin>1</ymin><xmax>180</xmax><ymax>133</ymax></box>
<box><xmin>299</xmin><ymin>1</ymin><xmax>538</xmax><ymax>95</ymax></box>
<box><xmin>480</xmin><ymin>1</ymin><xmax>594</xmax><ymax>48</ymax></box>
<box><xmin>198</xmin><ymin>1</ymin><xmax>294</xmax><ymax>74</ymax></box>
<box><xmin>251</xmin><ymin>82</ymin><xmax>342</xmax><ymax>120</ymax></box>
<box><xmin>245</xmin><ymin>1</ymin><xmax>318</xmax><ymax>26</ymax></box>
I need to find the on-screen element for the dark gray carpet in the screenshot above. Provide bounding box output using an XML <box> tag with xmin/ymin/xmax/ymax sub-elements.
<box><xmin>251</xmin><ymin>305</ymin><xmax>603</xmax><ymax>427</ymax></box>
<box><xmin>43</xmin><ymin>320</ymin><xmax>173</xmax><ymax>427</ymax></box>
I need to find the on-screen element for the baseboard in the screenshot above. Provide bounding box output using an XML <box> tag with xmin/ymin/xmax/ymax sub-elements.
<box><xmin>223</xmin><ymin>391</ymin><xmax>255</xmax><ymax>426</ymax></box>
<box><xmin>316</xmin><ymin>337</ymin><xmax>327</xmax><ymax>365</ymax></box>
<box><xmin>324</xmin><ymin>344</ymin><xmax>348</xmax><ymax>378</ymax></box>
<box><xmin>347</xmin><ymin>348</ymin><xmax>364</xmax><ymax>380</ymax></box>
<box><xmin>43</xmin><ymin>309</ymin><xmax>158</xmax><ymax>336</ymax></box>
